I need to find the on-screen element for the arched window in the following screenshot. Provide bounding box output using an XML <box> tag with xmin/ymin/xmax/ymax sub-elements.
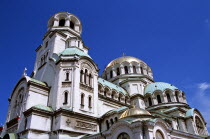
<box><xmin>65</xmin><ymin>72</ymin><xmax>69</xmax><ymax>81</ymax></box>
<box><xmin>124</xmin><ymin>66</ymin><xmax>128</xmax><ymax>74</ymax></box>
<box><xmin>80</xmin><ymin>70</ymin><xmax>83</xmax><ymax>83</ymax></box>
<box><xmin>104</xmin><ymin>90</ymin><xmax>107</xmax><ymax>97</ymax></box>
<box><xmin>195</xmin><ymin>116</ymin><xmax>206</xmax><ymax>135</ymax></box>
<box><xmin>89</xmin><ymin>74</ymin><xmax>92</xmax><ymax>86</ymax></box>
<box><xmin>115</xmin><ymin>117</ymin><xmax>118</xmax><ymax>122</ymax></box>
<box><xmin>133</xmin><ymin>66</ymin><xmax>137</xmax><ymax>74</ymax></box>
<box><xmin>140</xmin><ymin>67</ymin><xmax>143</xmax><ymax>74</ymax></box>
<box><xmin>175</xmin><ymin>92</ymin><xmax>179</xmax><ymax>102</ymax></box>
<box><xmin>111</xmin><ymin>93</ymin><xmax>114</xmax><ymax>99</ymax></box>
<box><xmin>117</xmin><ymin>133</ymin><xmax>130</xmax><ymax>139</ymax></box>
<box><xmin>24</xmin><ymin>118</ymin><xmax>28</xmax><ymax>129</ymax></box>
<box><xmin>148</xmin><ymin>97</ymin><xmax>152</xmax><ymax>106</ymax></box>
<box><xmin>117</xmin><ymin>67</ymin><xmax>120</xmax><ymax>75</ymax></box>
<box><xmin>125</xmin><ymin>98</ymin><xmax>127</xmax><ymax>104</ymax></box>
<box><xmin>70</xmin><ymin>21</ymin><xmax>75</xmax><ymax>29</ymax></box>
<box><xmin>63</xmin><ymin>92</ymin><xmax>68</xmax><ymax>104</ymax></box>
<box><xmin>84</xmin><ymin>69</ymin><xmax>88</xmax><ymax>84</ymax></box>
<box><xmin>110</xmin><ymin>70</ymin><xmax>113</xmax><ymax>78</ymax></box>
<box><xmin>59</xmin><ymin>19</ymin><xmax>65</xmax><ymax>26</ymax></box>
<box><xmin>110</xmin><ymin>119</ymin><xmax>114</xmax><ymax>125</ymax></box>
<box><xmin>118</xmin><ymin>96</ymin><xmax>121</xmax><ymax>102</ymax></box>
<box><xmin>81</xmin><ymin>93</ymin><xmax>84</xmax><ymax>107</ymax></box>
<box><xmin>155</xmin><ymin>130</ymin><xmax>164</xmax><ymax>139</ymax></box>
<box><xmin>166</xmin><ymin>93</ymin><xmax>171</xmax><ymax>102</ymax></box>
<box><xmin>157</xmin><ymin>95</ymin><xmax>162</xmax><ymax>104</ymax></box>
<box><xmin>88</xmin><ymin>96</ymin><xmax>92</xmax><ymax>108</ymax></box>
<box><xmin>106</xmin><ymin>120</ymin><xmax>109</xmax><ymax>130</ymax></box>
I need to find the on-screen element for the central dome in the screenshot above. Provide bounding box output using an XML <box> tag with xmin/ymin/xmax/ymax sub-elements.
<box><xmin>120</xmin><ymin>106</ymin><xmax>152</xmax><ymax>119</ymax></box>
<box><xmin>106</xmin><ymin>56</ymin><xmax>146</xmax><ymax>69</ymax></box>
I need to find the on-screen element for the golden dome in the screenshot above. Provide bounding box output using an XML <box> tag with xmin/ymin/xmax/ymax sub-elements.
<box><xmin>119</xmin><ymin>106</ymin><xmax>151</xmax><ymax>119</ymax></box>
<box><xmin>106</xmin><ymin>56</ymin><xmax>146</xmax><ymax>69</ymax></box>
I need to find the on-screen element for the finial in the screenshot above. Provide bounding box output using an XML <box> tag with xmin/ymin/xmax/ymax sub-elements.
<box><xmin>23</xmin><ymin>67</ymin><xmax>27</xmax><ymax>76</ymax></box>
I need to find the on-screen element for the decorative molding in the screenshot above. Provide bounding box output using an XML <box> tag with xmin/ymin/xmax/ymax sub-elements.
<box><xmin>80</xmin><ymin>83</ymin><xmax>93</xmax><ymax>93</ymax></box>
<box><xmin>75</xmin><ymin>120</ymin><xmax>97</xmax><ymax>131</ymax></box>
<box><xmin>62</xmin><ymin>81</ymin><xmax>71</xmax><ymax>87</ymax></box>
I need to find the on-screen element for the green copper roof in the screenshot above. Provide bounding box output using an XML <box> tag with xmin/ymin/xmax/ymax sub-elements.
<box><xmin>144</xmin><ymin>82</ymin><xmax>178</xmax><ymax>95</ymax></box>
<box><xmin>106</xmin><ymin>106</ymin><xmax>128</xmax><ymax>115</ymax></box>
<box><xmin>59</xmin><ymin>48</ymin><xmax>91</xmax><ymax>59</ymax></box>
<box><xmin>29</xmin><ymin>77</ymin><xmax>47</xmax><ymax>86</ymax></box>
<box><xmin>98</xmin><ymin>78</ymin><xmax>128</xmax><ymax>95</ymax></box>
<box><xmin>32</xmin><ymin>104</ymin><xmax>53</xmax><ymax>112</ymax></box>
<box><xmin>186</xmin><ymin>108</ymin><xmax>195</xmax><ymax>117</ymax></box>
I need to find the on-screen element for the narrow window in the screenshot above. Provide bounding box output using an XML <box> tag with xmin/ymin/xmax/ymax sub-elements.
<box><xmin>117</xmin><ymin>67</ymin><xmax>120</xmax><ymax>75</ymax></box>
<box><xmin>89</xmin><ymin>74</ymin><xmax>92</xmax><ymax>86</ymax></box>
<box><xmin>175</xmin><ymin>92</ymin><xmax>179</xmax><ymax>102</ymax></box>
<box><xmin>88</xmin><ymin>96</ymin><xmax>92</xmax><ymax>108</ymax></box>
<box><xmin>157</xmin><ymin>95</ymin><xmax>162</xmax><ymax>104</ymax></box>
<box><xmin>124</xmin><ymin>66</ymin><xmax>128</xmax><ymax>74</ymax></box>
<box><xmin>106</xmin><ymin>120</ymin><xmax>110</xmax><ymax>130</ymax></box>
<box><xmin>81</xmin><ymin>94</ymin><xmax>84</xmax><ymax>106</ymax></box>
<box><xmin>84</xmin><ymin>69</ymin><xmax>88</xmax><ymax>84</ymax></box>
<box><xmin>45</xmin><ymin>41</ymin><xmax>48</xmax><ymax>48</ymax></box>
<box><xmin>125</xmin><ymin>98</ymin><xmax>127</xmax><ymax>104</ymax></box>
<box><xmin>80</xmin><ymin>70</ymin><xmax>83</xmax><ymax>83</ymax></box>
<box><xmin>64</xmin><ymin>92</ymin><xmax>68</xmax><ymax>104</ymax></box>
<box><xmin>104</xmin><ymin>90</ymin><xmax>107</xmax><ymax>97</ymax></box>
<box><xmin>110</xmin><ymin>70</ymin><xmax>113</xmax><ymax>78</ymax></box>
<box><xmin>140</xmin><ymin>67</ymin><xmax>144</xmax><ymax>74</ymax></box>
<box><xmin>166</xmin><ymin>93</ymin><xmax>171</xmax><ymax>102</ymax></box>
<box><xmin>24</xmin><ymin>118</ymin><xmax>27</xmax><ymax>129</ymax></box>
<box><xmin>111</xmin><ymin>93</ymin><xmax>114</xmax><ymax>99</ymax></box>
<box><xmin>118</xmin><ymin>96</ymin><xmax>121</xmax><ymax>101</ymax></box>
<box><xmin>133</xmin><ymin>66</ymin><xmax>137</xmax><ymax>73</ymax></box>
<box><xmin>65</xmin><ymin>72</ymin><xmax>69</xmax><ymax>81</ymax></box>
<box><xmin>110</xmin><ymin>119</ymin><xmax>114</xmax><ymax>125</ymax></box>
<box><xmin>70</xmin><ymin>21</ymin><xmax>75</xmax><ymax>29</ymax></box>
<box><xmin>148</xmin><ymin>97</ymin><xmax>152</xmax><ymax>106</ymax></box>
<box><xmin>59</xmin><ymin>19</ymin><xmax>65</xmax><ymax>26</ymax></box>
<box><xmin>115</xmin><ymin>117</ymin><xmax>118</xmax><ymax>122</ymax></box>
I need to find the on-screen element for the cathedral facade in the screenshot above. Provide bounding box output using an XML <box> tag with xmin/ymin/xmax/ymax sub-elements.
<box><xmin>0</xmin><ymin>12</ymin><xmax>209</xmax><ymax>139</ymax></box>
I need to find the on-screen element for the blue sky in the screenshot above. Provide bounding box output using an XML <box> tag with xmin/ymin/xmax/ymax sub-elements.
<box><xmin>0</xmin><ymin>0</ymin><xmax>210</xmax><ymax>131</ymax></box>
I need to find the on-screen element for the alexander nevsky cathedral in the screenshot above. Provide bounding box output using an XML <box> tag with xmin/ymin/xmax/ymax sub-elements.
<box><xmin>0</xmin><ymin>12</ymin><xmax>209</xmax><ymax>139</ymax></box>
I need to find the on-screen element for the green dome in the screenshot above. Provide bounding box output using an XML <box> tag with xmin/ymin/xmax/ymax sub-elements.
<box><xmin>144</xmin><ymin>82</ymin><xmax>178</xmax><ymax>95</ymax></box>
<box><xmin>60</xmin><ymin>48</ymin><xmax>91</xmax><ymax>59</ymax></box>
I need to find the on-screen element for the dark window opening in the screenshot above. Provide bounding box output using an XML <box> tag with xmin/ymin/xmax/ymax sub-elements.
<box><xmin>133</xmin><ymin>66</ymin><xmax>137</xmax><ymax>73</ymax></box>
<box><xmin>65</xmin><ymin>72</ymin><xmax>69</xmax><ymax>81</ymax></box>
<box><xmin>110</xmin><ymin>119</ymin><xmax>114</xmax><ymax>125</ymax></box>
<box><xmin>106</xmin><ymin>120</ymin><xmax>109</xmax><ymax>130</ymax></box>
<box><xmin>81</xmin><ymin>94</ymin><xmax>84</xmax><ymax>106</ymax></box>
<box><xmin>59</xmin><ymin>19</ymin><xmax>65</xmax><ymax>26</ymax></box>
<box><xmin>45</xmin><ymin>41</ymin><xmax>48</xmax><ymax>48</ymax></box>
<box><xmin>140</xmin><ymin>67</ymin><xmax>143</xmax><ymax>74</ymax></box>
<box><xmin>80</xmin><ymin>70</ymin><xmax>83</xmax><ymax>82</ymax></box>
<box><xmin>115</xmin><ymin>117</ymin><xmax>118</xmax><ymax>122</ymax></box>
<box><xmin>111</xmin><ymin>93</ymin><xmax>114</xmax><ymax>99</ymax></box>
<box><xmin>24</xmin><ymin>118</ymin><xmax>27</xmax><ymax>129</ymax></box>
<box><xmin>110</xmin><ymin>70</ymin><xmax>113</xmax><ymax>78</ymax></box>
<box><xmin>70</xmin><ymin>21</ymin><xmax>75</xmax><ymax>29</ymax></box>
<box><xmin>166</xmin><ymin>93</ymin><xmax>171</xmax><ymax>102</ymax></box>
<box><xmin>117</xmin><ymin>68</ymin><xmax>120</xmax><ymax>75</ymax></box>
<box><xmin>64</xmin><ymin>92</ymin><xmax>68</xmax><ymax>104</ymax></box>
<box><xmin>157</xmin><ymin>95</ymin><xmax>162</xmax><ymax>104</ymax></box>
<box><xmin>148</xmin><ymin>97</ymin><xmax>152</xmax><ymax>106</ymax></box>
<box><xmin>104</xmin><ymin>90</ymin><xmax>107</xmax><ymax>97</ymax></box>
<box><xmin>84</xmin><ymin>69</ymin><xmax>88</xmax><ymax>84</ymax></box>
<box><xmin>175</xmin><ymin>92</ymin><xmax>179</xmax><ymax>102</ymax></box>
<box><xmin>124</xmin><ymin>66</ymin><xmax>128</xmax><ymax>74</ymax></box>
<box><xmin>88</xmin><ymin>96</ymin><xmax>92</xmax><ymax>108</ymax></box>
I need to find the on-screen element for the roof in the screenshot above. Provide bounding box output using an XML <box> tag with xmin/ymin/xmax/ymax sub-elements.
<box><xmin>105</xmin><ymin>106</ymin><xmax>128</xmax><ymax>115</ymax></box>
<box><xmin>120</xmin><ymin>106</ymin><xmax>151</xmax><ymax>119</ymax></box>
<box><xmin>59</xmin><ymin>48</ymin><xmax>91</xmax><ymax>59</ymax></box>
<box><xmin>144</xmin><ymin>82</ymin><xmax>178</xmax><ymax>95</ymax></box>
<box><xmin>28</xmin><ymin>77</ymin><xmax>47</xmax><ymax>86</ymax></box>
<box><xmin>186</xmin><ymin>108</ymin><xmax>195</xmax><ymax>117</ymax></box>
<box><xmin>106</xmin><ymin>56</ymin><xmax>147</xmax><ymax>69</ymax></box>
<box><xmin>32</xmin><ymin>104</ymin><xmax>53</xmax><ymax>112</ymax></box>
<box><xmin>98</xmin><ymin>78</ymin><xmax>127</xmax><ymax>95</ymax></box>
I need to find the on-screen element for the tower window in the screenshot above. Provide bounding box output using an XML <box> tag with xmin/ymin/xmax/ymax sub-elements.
<box><xmin>80</xmin><ymin>70</ymin><xmax>83</xmax><ymax>83</ymax></box>
<box><xmin>70</xmin><ymin>21</ymin><xmax>75</xmax><ymax>29</ymax></box>
<box><xmin>175</xmin><ymin>92</ymin><xmax>179</xmax><ymax>102</ymax></box>
<box><xmin>65</xmin><ymin>72</ymin><xmax>69</xmax><ymax>81</ymax></box>
<box><xmin>24</xmin><ymin>118</ymin><xmax>27</xmax><ymax>129</ymax></box>
<box><xmin>81</xmin><ymin>93</ymin><xmax>85</xmax><ymax>106</ymax></box>
<box><xmin>148</xmin><ymin>97</ymin><xmax>152</xmax><ymax>106</ymax></box>
<box><xmin>133</xmin><ymin>66</ymin><xmax>137</xmax><ymax>74</ymax></box>
<box><xmin>110</xmin><ymin>119</ymin><xmax>114</xmax><ymax>125</ymax></box>
<box><xmin>59</xmin><ymin>19</ymin><xmax>65</xmax><ymax>26</ymax></box>
<box><xmin>84</xmin><ymin>69</ymin><xmax>88</xmax><ymax>84</ymax></box>
<box><xmin>106</xmin><ymin>120</ymin><xmax>109</xmax><ymax>130</ymax></box>
<box><xmin>63</xmin><ymin>92</ymin><xmax>68</xmax><ymax>104</ymax></box>
<box><xmin>140</xmin><ymin>67</ymin><xmax>143</xmax><ymax>74</ymax></box>
<box><xmin>110</xmin><ymin>70</ymin><xmax>113</xmax><ymax>78</ymax></box>
<box><xmin>117</xmin><ymin>67</ymin><xmax>120</xmax><ymax>75</ymax></box>
<box><xmin>124</xmin><ymin>66</ymin><xmax>128</xmax><ymax>74</ymax></box>
<box><xmin>166</xmin><ymin>93</ymin><xmax>171</xmax><ymax>102</ymax></box>
<box><xmin>88</xmin><ymin>96</ymin><xmax>92</xmax><ymax>108</ymax></box>
<box><xmin>115</xmin><ymin>117</ymin><xmax>118</xmax><ymax>122</ymax></box>
<box><xmin>157</xmin><ymin>95</ymin><xmax>162</xmax><ymax>104</ymax></box>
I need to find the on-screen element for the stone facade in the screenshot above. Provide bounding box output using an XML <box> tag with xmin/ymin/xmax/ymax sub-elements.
<box><xmin>0</xmin><ymin>12</ymin><xmax>209</xmax><ymax>139</ymax></box>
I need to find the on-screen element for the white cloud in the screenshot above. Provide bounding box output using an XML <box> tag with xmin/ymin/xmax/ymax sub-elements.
<box><xmin>197</xmin><ymin>82</ymin><xmax>210</xmax><ymax>96</ymax></box>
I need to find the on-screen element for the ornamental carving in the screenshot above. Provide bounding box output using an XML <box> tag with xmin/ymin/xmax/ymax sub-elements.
<box><xmin>75</xmin><ymin>120</ymin><xmax>97</xmax><ymax>131</ymax></box>
<box><xmin>62</xmin><ymin>82</ymin><xmax>71</xmax><ymax>87</ymax></box>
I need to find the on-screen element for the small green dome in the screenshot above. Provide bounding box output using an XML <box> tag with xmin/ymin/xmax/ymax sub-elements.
<box><xmin>144</xmin><ymin>82</ymin><xmax>178</xmax><ymax>95</ymax></box>
<box><xmin>60</xmin><ymin>48</ymin><xmax>91</xmax><ymax>59</ymax></box>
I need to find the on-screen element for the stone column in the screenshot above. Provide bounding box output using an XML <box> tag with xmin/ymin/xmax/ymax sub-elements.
<box><xmin>120</xmin><ymin>64</ymin><xmax>125</xmax><ymax>74</ymax></box>
<box><xmin>129</xmin><ymin>63</ymin><xmax>133</xmax><ymax>73</ymax></box>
